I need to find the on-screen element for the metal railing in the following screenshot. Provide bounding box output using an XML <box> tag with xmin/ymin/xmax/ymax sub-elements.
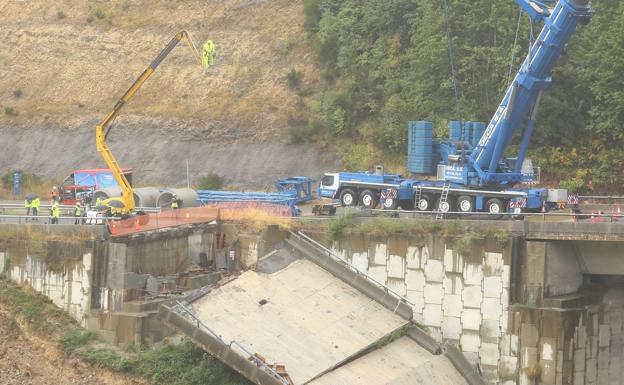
<box><xmin>173</xmin><ymin>301</ymin><xmax>291</xmax><ymax>385</ymax></box>
<box><xmin>290</xmin><ymin>231</ymin><xmax>415</xmax><ymax>308</ymax></box>
<box><xmin>0</xmin><ymin>203</ymin><xmax>161</xmax><ymax>214</ymax></box>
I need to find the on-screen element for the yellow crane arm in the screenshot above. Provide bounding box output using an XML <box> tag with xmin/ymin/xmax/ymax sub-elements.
<box><xmin>95</xmin><ymin>31</ymin><xmax>206</xmax><ymax>213</ymax></box>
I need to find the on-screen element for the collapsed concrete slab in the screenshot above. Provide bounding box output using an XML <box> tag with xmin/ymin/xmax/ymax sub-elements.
<box><xmin>186</xmin><ymin>257</ymin><xmax>408</xmax><ymax>384</ymax></box>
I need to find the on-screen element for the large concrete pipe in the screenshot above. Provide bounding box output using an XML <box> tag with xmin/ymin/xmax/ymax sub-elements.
<box><xmin>133</xmin><ymin>187</ymin><xmax>160</xmax><ymax>208</ymax></box>
<box><xmin>157</xmin><ymin>188</ymin><xmax>199</xmax><ymax>209</ymax></box>
<box><xmin>93</xmin><ymin>186</ymin><xmax>122</xmax><ymax>201</ymax></box>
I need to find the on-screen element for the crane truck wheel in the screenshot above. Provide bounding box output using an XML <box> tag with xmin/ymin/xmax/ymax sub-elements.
<box><xmin>381</xmin><ymin>197</ymin><xmax>398</xmax><ymax>210</ymax></box>
<box><xmin>486</xmin><ymin>198</ymin><xmax>505</xmax><ymax>215</ymax></box>
<box><xmin>359</xmin><ymin>190</ymin><xmax>378</xmax><ymax>209</ymax></box>
<box><xmin>340</xmin><ymin>189</ymin><xmax>357</xmax><ymax>207</ymax></box>
<box><xmin>416</xmin><ymin>194</ymin><xmax>434</xmax><ymax>211</ymax></box>
<box><xmin>457</xmin><ymin>196</ymin><xmax>474</xmax><ymax>213</ymax></box>
<box><xmin>436</xmin><ymin>198</ymin><xmax>452</xmax><ymax>214</ymax></box>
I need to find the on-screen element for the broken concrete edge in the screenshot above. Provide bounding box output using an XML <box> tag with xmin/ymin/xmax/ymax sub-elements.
<box><xmin>159</xmin><ymin>304</ymin><xmax>286</xmax><ymax>385</ymax></box>
<box><xmin>302</xmin><ymin>322</ymin><xmax>413</xmax><ymax>384</ymax></box>
<box><xmin>111</xmin><ymin>222</ymin><xmax>218</xmax><ymax>242</ymax></box>
<box><xmin>444</xmin><ymin>343</ymin><xmax>487</xmax><ymax>385</ymax></box>
<box><xmin>284</xmin><ymin>234</ymin><xmax>413</xmax><ymax>321</ymax></box>
<box><xmin>406</xmin><ymin>325</ymin><xmax>442</xmax><ymax>355</ymax></box>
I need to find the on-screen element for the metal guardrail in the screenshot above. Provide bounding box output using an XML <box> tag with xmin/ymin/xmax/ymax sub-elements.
<box><xmin>291</xmin><ymin>231</ymin><xmax>415</xmax><ymax>308</ymax></box>
<box><xmin>173</xmin><ymin>301</ymin><xmax>291</xmax><ymax>385</ymax></box>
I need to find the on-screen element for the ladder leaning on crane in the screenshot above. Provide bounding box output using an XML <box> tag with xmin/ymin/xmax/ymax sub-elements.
<box><xmin>95</xmin><ymin>31</ymin><xmax>215</xmax><ymax>217</ymax></box>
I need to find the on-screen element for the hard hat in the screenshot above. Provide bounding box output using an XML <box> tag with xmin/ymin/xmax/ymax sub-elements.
<box><xmin>53</xmin><ymin>186</ymin><xmax>57</xmax><ymax>189</ymax></box>
<box><xmin>77</xmin><ymin>202</ymin><xmax>81</xmax><ymax>206</ymax></box>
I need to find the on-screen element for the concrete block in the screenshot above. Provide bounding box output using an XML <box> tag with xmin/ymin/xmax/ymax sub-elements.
<box><xmin>461</xmin><ymin>308</ymin><xmax>482</xmax><ymax>331</ymax></box>
<box><xmin>609</xmin><ymin>310</ymin><xmax>623</xmax><ymax>334</ymax></box>
<box><xmin>609</xmin><ymin>359</ymin><xmax>621</xmax><ymax>385</ymax></box>
<box><xmin>598</xmin><ymin>368</ymin><xmax>609</xmax><ymax>385</ymax></box>
<box><xmin>387</xmin><ymin>254</ymin><xmax>405</xmax><ymax>279</ymax></box>
<box><xmin>499</xmin><ymin>355</ymin><xmax>518</xmax><ymax>380</ymax></box>
<box><xmin>460</xmin><ymin>332</ymin><xmax>481</xmax><ymax>353</ymax></box>
<box><xmin>480</xmin><ymin>319</ymin><xmax>501</xmax><ymax>343</ymax></box>
<box><xmin>502</xmin><ymin>265</ymin><xmax>511</xmax><ymax>289</ymax></box>
<box><xmin>462</xmin><ymin>351</ymin><xmax>479</xmax><ymax>367</ymax></box>
<box><xmin>406</xmin><ymin>246</ymin><xmax>422</xmax><ymax>269</ymax></box>
<box><xmin>444</xmin><ymin>247</ymin><xmax>462</xmax><ymax>273</ymax></box>
<box><xmin>598</xmin><ymin>348</ymin><xmax>610</xmax><ymax>370</ymax></box>
<box><xmin>586</xmin><ymin>358</ymin><xmax>597</xmax><ymax>383</ymax></box>
<box><xmin>599</xmin><ymin>324</ymin><xmax>611</xmax><ymax>348</ymax></box>
<box><xmin>386</xmin><ymin>278</ymin><xmax>406</xmax><ymax>297</ymax></box>
<box><xmin>463</xmin><ymin>263</ymin><xmax>484</xmax><ymax>285</ymax></box>
<box><xmin>441</xmin><ymin>316</ymin><xmax>462</xmax><ymax>340</ymax></box>
<box><xmin>442</xmin><ymin>294</ymin><xmax>462</xmax><ymax>318</ymax></box>
<box><xmin>442</xmin><ymin>274</ymin><xmax>463</xmax><ymax>295</ymax></box>
<box><xmin>573</xmin><ymin>371</ymin><xmax>585</xmax><ymax>385</ymax></box>
<box><xmin>574</xmin><ymin>348</ymin><xmax>586</xmax><ymax>371</ymax></box>
<box><xmin>484</xmin><ymin>252</ymin><xmax>504</xmax><ymax>276</ymax></box>
<box><xmin>462</xmin><ymin>284</ymin><xmax>483</xmax><ymax>309</ymax></box>
<box><xmin>406</xmin><ymin>290</ymin><xmax>424</xmax><ymax>315</ymax></box>
<box><xmin>576</xmin><ymin>326</ymin><xmax>587</xmax><ymax>348</ymax></box>
<box><xmin>521</xmin><ymin>323</ymin><xmax>539</xmax><ymax>347</ymax></box>
<box><xmin>405</xmin><ymin>270</ymin><xmax>425</xmax><ymax>292</ymax></box>
<box><xmin>373</xmin><ymin>243</ymin><xmax>387</xmax><ymax>265</ymax></box>
<box><xmin>351</xmin><ymin>251</ymin><xmax>369</xmax><ymax>272</ymax></box>
<box><xmin>520</xmin><ymin>346</ymin><xmax>538</xmax><ymax>369</ymax></box>
<box><xmin>541</xmin><ymin>360</ymin><xmax>557</xmax><ymax>384</ymax></box>
<box><xmin>483</xmin><ymin>276</ymin><xmax>503</xmax><ymax>299</ymax></box>
<box><xmin>501</xmin><ymin>335</ymin><xmax>511</xmax><ymax>356</ymax></box>
<box><xmin>541</xmin><ymin>338</ymin><xmax>556</xmax><ymax>361</ymax></box>
<box><xmin>424</xmin><ymin>259</ymin><xmax>444</xmax><ymax>282</ymax></box>
<box><xmin>482</xmin><ymin>297</ymin><xmax>503</xmax><ymax>321</ymax></box>
<box><xmin>589</xmin><ymin>336</ymin><xmax>599</xmax><ymax>359</ymax></box>
<box><xmin>501</xmin><ymin>287</ymin><xmax>509</xmax><ymax>308</ymax></box>
<box><xmin>423</xmin><ymin>303</ymin><xmax>442</xmax><ymax>327</ymax></box>
<box><xmin>501</xmin><ymin>306</ymin><xmax>509</xmax><ymax>333</ymax></box>
<box><xmin>368</xmin><ymin>265</ymin><xmax>387</xmax><ymax>285</ymax></box>
<box><xmin>424</xmin><ymin>283</ymin><xmax>443</xmax><ymax>305</ymax></box>
<box><xmin>480</xmin><ymin>342</ymin><xmax>500</xmax><ymax>366</ymax></box>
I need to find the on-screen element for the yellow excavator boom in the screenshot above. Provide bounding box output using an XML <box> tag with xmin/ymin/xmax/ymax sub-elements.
<box><xmin>95</xmin><ymin>31</ymin><xmax>211</xmax><ymax>213</ymax></box>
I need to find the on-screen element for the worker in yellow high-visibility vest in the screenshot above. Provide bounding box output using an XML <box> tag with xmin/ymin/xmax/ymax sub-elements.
<box><xmin>31</xmin><ymin>197</ymin><xmax>40</xmax><ymax>219</ymax></box>
<box><xmin>50</xmin><ymin>202</ymin><xmax>60</xmax><ymax>224</ymax></box>
<box><xmin>202</xmin><ymin>40</ymin><xmax>216</xmax><ymax>68</ymax></box>
<box><xmin>24</xmin><ymin>199</ymin><xmax>31</xmax><ymax>217</ymax></box>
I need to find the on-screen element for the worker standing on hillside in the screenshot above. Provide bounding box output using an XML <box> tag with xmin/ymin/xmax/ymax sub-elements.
<box><xmin>31</xmin><ymin>197</ymin><xmax>40</xmax><ymax>220</ymax></box>
<box><xmin>74</xmin><ymin>202</ymin><xmax>83</xmax><ymax>225</ymax></box>
<box><xmin>50</xmin><ymin>201</ymin><xmax>60</xmax><ymax>224</ymax></box>
<box><xmin>202</xmin><ymin>40</ymin><xmax>216</xmax><ymax>68</ymax></box>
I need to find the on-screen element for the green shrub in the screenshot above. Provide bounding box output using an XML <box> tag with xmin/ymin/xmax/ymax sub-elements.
<box><xmin>197</xmin><ymin>172</ymin><xmax>224</xmax><ymax>190</ymax></box>
<box><xmin>286</xmin><ymin>68</ymin><xmax>303</xmax><ymax>90</ymax></box>
<box><xmin>57</xmin><ymin>10</ymin><xmax>66</xmax><ymax>19</ymax></box>
<box><xmin>13</xmin><ymin>89</ymin><xmax>22</xmax><ymax>98</ymax></box>
<box><xmin>328</xmin><ymin>213</ymin><xmax>355</xmax><ymax>238</ymax></box>
<box><xmin>4</xmin><ymin>107</ymin><xmax>18</xmax><ymax>116</ymax></box>
<box><xmin>61</xmin><ymin>329</ymin><xmax>97</xmax><ymax>353</ymax></box>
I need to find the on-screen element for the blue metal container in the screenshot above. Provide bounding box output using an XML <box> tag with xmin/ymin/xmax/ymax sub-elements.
<box><xmin>448</xmin><ymin>121</ymin><xmax>462</xmax><ymax>141</ymax></box>
<box><xmin>471</xmin><ymin>122</ymin><xmax>486</xmax><ymax>147</ymax></box>
<box><xmin>408</xmin><ymin>121</ymin><xmax>434</xmax><ymax>174</ymax></box>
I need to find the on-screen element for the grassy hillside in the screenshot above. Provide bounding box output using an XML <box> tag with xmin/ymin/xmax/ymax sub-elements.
<box><xmin>0</xmin><ymin>0</ymin><xmax>320</xmax><ymax>142</ymax></box>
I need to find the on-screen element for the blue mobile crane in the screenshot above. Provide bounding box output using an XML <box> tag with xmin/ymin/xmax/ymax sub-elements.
<box><xmin>319</xmin><ymin>0</ymin><xmax>591</xmax><ymax>215</ymax></box>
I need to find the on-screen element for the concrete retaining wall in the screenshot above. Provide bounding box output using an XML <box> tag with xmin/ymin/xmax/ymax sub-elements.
<box><xmin>321</xmin><ymin>232</ymin><xmax>514</xmax><ymax>385</ymax></box>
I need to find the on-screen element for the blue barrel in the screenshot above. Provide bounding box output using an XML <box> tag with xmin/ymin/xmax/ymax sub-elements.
<box><xmin>408</xmin><ymin>121</ymin><xmax>434</xmax><ymax>174</ymax></box>
<box><xmin>471</xmin><ymin>122</ymin><xmax>486</xmax><ymax>147</ymax></box>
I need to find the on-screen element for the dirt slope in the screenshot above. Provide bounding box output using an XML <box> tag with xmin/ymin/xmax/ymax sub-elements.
<box><xmin>0</xmin><ymin>0</ymin><xmax>335</xmax><ymax>185</ymax></box>
<box><xmin>0</xmin><ymin>307</ymin><xmax>145</xmax><ymax>385</ymax></box>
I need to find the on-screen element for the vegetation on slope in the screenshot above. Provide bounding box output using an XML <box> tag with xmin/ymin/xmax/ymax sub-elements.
<box><xmin>302</xmin><ymin>0</ymin><xmax>624</xmax><ymax>193</ymax></box>
<box><xmin>0</xmin><ymin>277</ymin><xmax>251</xmax><ymax>385</ymax></box>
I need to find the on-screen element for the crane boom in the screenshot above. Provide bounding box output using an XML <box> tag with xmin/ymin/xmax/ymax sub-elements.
<box><xmin>464</xmin><ymin>0</ymin><xmax>591</xmax><ymax>186</ymax></box>
<box><xmin>95</xmin><ymin>31</ymin><xmax>208</xmax><ymax>212</ymax></box>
